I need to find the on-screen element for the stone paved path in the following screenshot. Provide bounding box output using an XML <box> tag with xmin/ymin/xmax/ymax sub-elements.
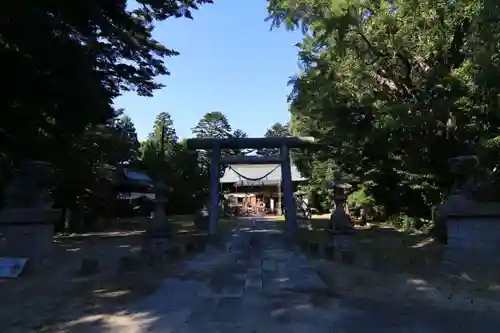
<box><xmin>82</xmin><ymin>220</ymin><xmax>500</xmax><ymax>333</ymax></box>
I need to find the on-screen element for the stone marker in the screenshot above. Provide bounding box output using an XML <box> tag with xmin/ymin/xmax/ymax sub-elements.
<box><xmin>0</xmin><ymin>161</ymin><xmax>61</xmax><ymax>270</ymax></box>
<box><xmin>440</xmin><ymin>155</ymin><xmax>500</xmax><ymax>267</ymax></box>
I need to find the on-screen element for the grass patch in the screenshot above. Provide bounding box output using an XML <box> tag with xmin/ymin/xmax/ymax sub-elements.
<box><xmin>312</xmin><ymin>214</ymin><xmax>331</xmax><ymax>220</ymax></box>
<box><xmin>296</xmin><ymin>218</ymin><xmax>443</xmax><ymax>275</ymax></box>
<box><xmin>351</xmin><ymin>224</ymin><xmax>442</xmax><ymax>272</ymax></box>
<box><xmin>168</xmin><ymin>214</ymin><xmax>235</xmax><ymax>237</ymax></box>
<box><xmin>257</xmin><ymin>213</ymin><xmax>330</xmax><ymax>222</ymax></box>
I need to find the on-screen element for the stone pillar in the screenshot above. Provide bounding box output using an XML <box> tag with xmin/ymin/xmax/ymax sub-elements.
<box><xmin>276</xmin><ymin>182</ymin><xmax>282</xmax><ymax>215</ymax></box>
<box><xmin>0</xmin><ymin>161</ymin><xmax>60</xmax><ymax>269</ymax></box>
<box><xmin>440</xmin><ymin>156</ymin><xmax>500</xmax><ymax>268</ymax></box>
<box><xmin>152</xmin><ymin>182</ymin><xmax>168</xmax><ymax>228</ymax></box>
<box><xmin>209</xmin><ymin>144</ymin><xmax>221</xmax><ymax>235</ymax></box>
<box><xmin>0</xmin><ymin>209</ymin><xmax>60</xmax><ymax>267</ymax></box>
<box><xmin>280</xmin><ymin>145</ymin><xmax>297</xmax><ymax>235</ymax></box>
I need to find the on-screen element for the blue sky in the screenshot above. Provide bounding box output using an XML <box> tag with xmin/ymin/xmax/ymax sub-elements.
<box><xmin>114</xmin><ymin>0</ymin><xmax>303</xmax><ymax>141</ymax></box>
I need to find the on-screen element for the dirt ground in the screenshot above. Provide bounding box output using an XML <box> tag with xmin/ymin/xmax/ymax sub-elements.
<box><xmin>3</xmin><ymin>217</ymin><xmax>500</xmax><ymax>331</ymax></box>
<box><xmin>298</xmin><ymin>220</ymin><xmax>500</xmax><ymax>312</ymax></box>
<box><xmin>1</xmin><ymin>233</ymin><xmax>167</xmax><ymax>332</ymax></box>
<box><xmin>0</xmin><ymin>216</ymin><xmax>234</xmax><ymax>332</ymax></box>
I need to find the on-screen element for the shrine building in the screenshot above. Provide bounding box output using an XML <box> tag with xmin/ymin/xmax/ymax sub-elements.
<box><xmin>220</xmin><ymin>163</ymin><xmax>306</xmax><ymax>215</ymax></box>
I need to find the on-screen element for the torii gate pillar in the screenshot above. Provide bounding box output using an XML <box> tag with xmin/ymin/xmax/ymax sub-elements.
<box><xmin>209</xmin><ymin>143</ymin><xmax>221</xmax><ymax>235</ymax></box>
<box><xmin>280</xmin><ymin>144</ymin><xmax>297</xmax><ymax>235</ymax></box>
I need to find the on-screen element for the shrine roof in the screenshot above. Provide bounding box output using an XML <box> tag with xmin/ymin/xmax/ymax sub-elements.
<box><xmin>220</xmin><ymin>163</ymin><xmax>306</xmax><ymax>186</ymax></box>
<box><xmin>124</xmin><ymin>170</ymin><xmax>152</xmax><ymax>183</ymax></box>
<box><xmin>118</xmin><ymin>168</ymin><xmax>153</xmax><ymax>189</ymax></box>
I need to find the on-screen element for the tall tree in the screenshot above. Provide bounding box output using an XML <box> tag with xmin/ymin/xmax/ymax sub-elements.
<box><xmin>166</xmin><ymin>140</ymin><xmax>208</xmax><ymax>212</ymax></box>
<box><xmin>141</xmin><ymin>112</ymin><xmax>177</xmax><ymax>181</ymax></box>
<box><xmin>230</xmin><ymin>129</ymin><xmax>250</xmax><ymax>156</ymax></box>
<box><xmin>53</xmin><ymin>108</ymin><xmax>142</xmax><ymax>231</ymax></box>
<box><xmin>113</xmin><ymin>113</ymin><xmax>141</xmax><ymax>164</ymax></box>
<box><xmin>192</xmin><ymin>111</ymin><xmax>233</xmax><ymax>177</ymax></box>
<box><xmin>148</xmin><ymin>112</ymin><xmax>178</xmax><ymax>154</ymax></box>
<box><xmin>192</xmin><ymin>111</ymin><xmax>232</xmax><ymax>139</ymax></box>
<box><xmin>267</xmin><ymin>0</ymin><xmax>500</xmax><ymax>218</ymax></box>
<box><xmin>1</xmin><ymin>1</ymin><xmax>212</xmax><ymax>228</ymax></box>
<box><xmin>1</xmin><ymin>0</ymin><xmax>212</xmax><ymax>193</ymax></box>
<box><xmin>257</xmin><ymin>122</ymin><xmax>290</xmax><ymax>156</ymax></box>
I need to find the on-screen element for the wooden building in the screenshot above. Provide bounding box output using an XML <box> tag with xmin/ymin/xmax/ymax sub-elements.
<box><xmin>220</xmin><ymin>163</ymin><xmax>306</xmax><ymax>215</ymax></box>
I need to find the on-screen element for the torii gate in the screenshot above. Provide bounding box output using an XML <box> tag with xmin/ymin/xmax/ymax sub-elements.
<box><xmin>186</xmin><ymin>136</ymin><xmax>315</xmax><ymax>236</ymax></box>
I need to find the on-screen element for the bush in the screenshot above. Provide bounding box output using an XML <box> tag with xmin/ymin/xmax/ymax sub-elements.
<box><xmin>387</xmin><ymin>214</ymin><xmax>433</xmax><ymax>233</ymax></box>
<box><xmin>371</xmin><ymin>204</ymin><xmax>386</xmax><ymax>220</ymax></box>
<box><xmin>348</xmin><ymin>186</ymin><xmax>377</xmax><ymax>220</ymax></box>
<box><xmin>348</xmin><ymin>186</ymin><xmax>373</xmax><ymax>207</ymax></box>
<box><xmin>318</xmin><ymin>199</ymin><xmax>331</xmax><ymax>214</ymax></box>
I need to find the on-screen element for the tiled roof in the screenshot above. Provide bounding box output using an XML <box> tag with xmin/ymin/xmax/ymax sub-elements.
<box><xmin>220</xmin><ymin>163</ymin><xmax>306</xmax><ymax>185</ymax></box>
<box><xmin>123</xmin><ymin>169</ymin><xmax>152</xmax><ymax>183</ymax></box>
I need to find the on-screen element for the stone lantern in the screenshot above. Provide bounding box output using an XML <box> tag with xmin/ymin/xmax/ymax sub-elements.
<box><xmin>327</xmin><ymin>182</ymin><xmax>355</xmax><ymax>233</ymax></box>
<box><xmin>323</xmin><ymin>181</ymin><xmax>357</xmax><ymax>263</ymax></box>
<box><xmin>143</xmin><ymin>124</ymin><xmax>173</xmax><ymax>257</ymax></box>
<box><xmin>152</xmin><ymin>182</ymin><xmax>171</xmax><ymax>231</ymax></box>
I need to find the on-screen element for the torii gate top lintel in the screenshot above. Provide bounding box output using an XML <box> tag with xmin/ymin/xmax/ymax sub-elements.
<box><xmin>185</xmin><ymin>136</ymin><xmax>315</xmax><ymax>150</ymax></box>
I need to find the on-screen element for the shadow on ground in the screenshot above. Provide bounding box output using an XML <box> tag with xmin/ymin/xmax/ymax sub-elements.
<box><xmin>297</xmin><ymin>219</ymin><xmax>500</xmax><ymax>310</ymax></box>
<box><xmin>0</xmin><ymin>217</ymin><xmax>235</xmax><ymax>332</ymax></box>
<box><xmin>4</xmin><ymin>218</ymin><xmax>500</xmax><ymax>332</ymax></box>
<box><xmin>46</xmin><ymin>220</ymin><xmax>500</xmax><ymax>333</ymax></box>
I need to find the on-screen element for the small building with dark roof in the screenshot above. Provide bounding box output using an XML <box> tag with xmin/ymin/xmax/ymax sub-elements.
<box><xmin>111</xmin><ymin>167</ymin><xmax>155</xmax><ymax>217</ymax></box>
<box><xmin>116</xmin><ymin>169</ymin><xmax>155</xmax><ymax>200</ymax></box>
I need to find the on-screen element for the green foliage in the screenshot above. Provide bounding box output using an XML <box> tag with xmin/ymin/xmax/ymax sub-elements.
<box><xmin>1</xmin><ymin>0</ymin><xmax>212</xmax><ymax>231</ymax></box>
<box><xmin>2</xmin><ymin>0</ymin><xmax>213</xmax><ymax>168</ymax></box>
<box><xmin>114</xmin><ymin>114</ymin><xmax>141</xmax><ymax>163</ymax></box>
<box><xmin>387</xmin><ymin>214</ymin><xmax>433</xmax><ymax>234</ymax></box>
<box><xmin>267</xmin><ymin>0</ymin><xmax>500</xmax><ymax>228</ymax></box>
<box><xmin>148</xmin><ymin>112</ymin><xmax>178</xmax><ymax>155</ymax></box>
<box><xmin>165</xmin><ymin>141</ymin><xmax>207</xmax><ymax>213</ymax></box>
<box><xmin>230</xmin><ymin>129</ymin><xmax>250</xmax><ymax>156</ymax></box>
<box><xmin>141</xmin><ymin>113</ymin><xmax>206</xmax><ymax>213</ymax></box>
<box><xmin>51</xmin><ymin>108</ymin><xmax>143</xmax><ymax>231</ymax></box>
<box><xmin>257</xmin><ymin>122</ymin><xmax>291</xmax><ymax>156</ymax></box>
<box><xmin>192</xmin><ymin>111</ymin><xmax>232</xmax><ymax>176</ymax></box>
<box><xmin>318</xmin><ymin>200</ymin><xmax>332</xmax><ymax>214</ymax></box>
<box><xmin>140</xmin><ymin>111</ymin><xmax>249</xmax><ymax>214</ymax></box>
<box><xmin>348</xmin><ymin>186</ymin><xmax>375</xmax><ymax>213</ymax></box>
<box><xmin>191</xmin><ymin>111</ymin><xmax>248</xmax><ymax>177</ymax></box>
<box><xmin>192</xmin><ymin>111</ymin><xmax>232</xmax><ymax>139</ymax></box>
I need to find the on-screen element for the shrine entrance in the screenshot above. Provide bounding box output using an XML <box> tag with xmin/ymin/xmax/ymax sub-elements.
<box><xmin>186</xmin><ymin>137</ymin><xmax>315</xmax><ymax>236</ymax></box>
